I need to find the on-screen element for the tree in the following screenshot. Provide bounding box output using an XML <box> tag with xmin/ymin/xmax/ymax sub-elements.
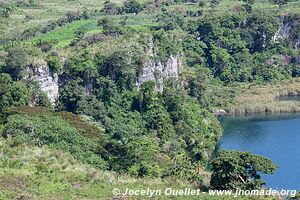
<box><xmin>3</xmin><ymin>47</ymin><xmax>31</xmax><ymax>79</ymax></box>
<box><xmin>58</xmin><ymin>80</ymin><xmax>85</xmax><ymax>112</ymax></box>
<box><xmin>0</xmin><ymin>4</ymin><xmax>15</xmax><ymax>18</ymax></box>
<box><xmin>144</xmin><ymin>97</ymin><xmax>176</xmax><ymax>143</ymax></box>
<box><xmin>126</xmin><ymin>136</ymin><xmax>162</xmax><ymax>177</ymax></box>
<box><xmin>240</xmin><ymin>12</ymin><xmax>280</xmax><ymax>53</ymax></box>
<box><xmin>0</xmin><ymin>76</ymin><xmax>30</xmax><ymax>110</ymax></box>
<box><xmin>210</xmin><ymin>150</ymin><xmax>278</xmax><ymax>190</ymax></box>
<box><xmin>122</xmin><ymin>0</ymin><xmax>144</xmax><ymax>14</ymax></box>
<box><xmin>76</xmin><ymin>95</ymin><xmax>107</xmax><ymax>122</ymax></box>
<box><xmin>98</xmin><ymin>48</ymin><xmax>144</xmax><ymax>90</ymax></box>
<box><xmin>210</xmin><ymin>46</ymin><xmax>232</xmax><ymax>76</ymax></box>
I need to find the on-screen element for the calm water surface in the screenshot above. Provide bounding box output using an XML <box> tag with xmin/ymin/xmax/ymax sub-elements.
<box><xmin>219</xmin><ymin>113</ymin><xmax>300</xmax><ymax>190</ymax></box>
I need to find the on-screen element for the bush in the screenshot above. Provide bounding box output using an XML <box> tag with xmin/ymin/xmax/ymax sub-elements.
<box><xmin>2</xmin><ymin>114</ymin><xmax>107</xmax><ymax>169</ymax></box>
<box><xmin>210</xmin><ymin>150</ymin><xmax>278</xmax><ymax>190</ymax></box>
<box><xmin>46</xmin><ymin>55</ymin><xmax>62</xmax><ymax>71</ymax></box>
<box><xmin>122</xmin><ymin>0</ymin><xmax>144</xmax><ymax>14</ymax></box>
<box><xmin>2</xmin><ymin>46</ymin><xmax>39</xmax><ymax>79</ymax></box>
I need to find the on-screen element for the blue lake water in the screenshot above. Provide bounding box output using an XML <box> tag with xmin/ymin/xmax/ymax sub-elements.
<box><xmin>219</xmin><ymin>113</ymin><xmax>300</xmax><ymax>191</ymax></box>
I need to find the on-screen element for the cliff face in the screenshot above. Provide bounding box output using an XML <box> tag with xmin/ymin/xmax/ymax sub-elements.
<box><xmin>272</xmin><ymin>15</ymin><xmax>300</xmax><ymax>64</ymax></box>
<box><xmin>25</xmin><ymin>42</ymin><xmax>181</xmax><ymax>105</ymax></box>
<box><xmin>273</xmin><ymin>15</ymin><xmax>300</xmax><ymax>49</ymax></box>
<box><xmin>272</xmin><ymin>18</ymin><xmax>292</xmax><ymax>42</ymax></box>
<box><xmin>26</xmin><ymin>61</ymin><xmax>59</xmax><ymax>105</ymax></box>
<box><xmin>136</xmin><ymin>40</ymin><xmax>182</xmax><ymax>92</ymax></box>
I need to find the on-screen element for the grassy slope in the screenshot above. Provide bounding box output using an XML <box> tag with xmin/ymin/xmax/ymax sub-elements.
<box><xmin>0</xmin><ymin>139</ymin><xmax>276</xmax><ymax>200</ymax></box>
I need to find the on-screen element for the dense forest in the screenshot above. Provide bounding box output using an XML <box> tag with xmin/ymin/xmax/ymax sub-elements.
<box><xmin>0</xmin><ymin>0</ymin><xmax>300</xmax><ymax>199</ymax></box>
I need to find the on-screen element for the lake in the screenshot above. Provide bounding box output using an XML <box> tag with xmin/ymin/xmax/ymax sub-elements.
<box><xmin>219</xmin><ymin>113</ymin><xmax>300</xmax><ymax>191</ymax></box>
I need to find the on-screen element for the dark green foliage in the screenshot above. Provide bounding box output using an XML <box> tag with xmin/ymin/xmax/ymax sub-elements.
<box><xmin>45</xmin><ymin>55</ymin><xmax>62</xmax><ymax>72</ymax></box>
<box><xmin>2</xmin><ymin>47</ymin><xmax>31</xmax><ymax>79</ymax></box>
<box><xmin>271</xmin><ymin>0</ymin><xmax>288</xmax><ymax>8</ymax></box>
<box><xmin>15</xmin><ymin>0</ymin><xmax>37</xmax><ymax>7</ymax></box>
<box><xmin>36</xmin><ymin>40</ymin><xmax>53</xmax><ymax>52</ymax></box>
<box><xmin>240</xmin><ymin>12</ymin><xmax>280</xmax><ymax>53</ymax></box>
<box><xmin>122</xmin><ymin>0</ymin><xmax>144</xmax><ymax>14</ymax></box>
<box><xmin>76</xmin><ymin>95</ymin><xmax>108</xmax><ymax>122</ymax></box>
<box><xmin>210</xmin><ymin>150</ymin><xmax>278</xmax><ymax>190</ymax></box>
<box><xmin>153</xmin><ymin>30</ymin><xmax>182</xmax><ymax>62</ymax></box>
<box><xmin>21</xmin><ymin>26</ymin><xmax>43</xmax><ymax>39</ymax></box>
<box><xmin>185</xmin><ymin>13</ymin><xmax>293</xmax><ymax>83</ymax></box>
<box><xmin>97</xmin><ymin>48</ymin><xmax>145</xmax><ymax>90</ymax></box>
<box><xmin>0</xmin><ymin>73</ymin><xmax>30</xmax><ymax>110</ymax></box>
<box><xmin>34</xmin><ymin>92</ymin><xmax>52</xmax><ymax>107</ymax></box>
<box><xmin>58</xmin><ymin>80</ymin><xmax>85</xmax><ymax>112</ymax></box>
<box><xmin>56</xmin><ymin>10</ymin><xmax>90</xmax><ymax>27</ymax></box>
<box><xmin>66</xmin><ymin>51</ymin><xmax>98</xmax><ymax>82</ymax></box>
<box><xmin>2</xmin><ymin>113</ymin><xmax>107</xmax><ymax>169</ymax></box>
<box><xmin>199</xmin><ymin>1</ymin><xmax>206</xmax><ymax>7</ymax></box>
<box><xmin>144</xmin><ymin>97</ymin><xmax>176</xmax><ymax>143</ymax></box>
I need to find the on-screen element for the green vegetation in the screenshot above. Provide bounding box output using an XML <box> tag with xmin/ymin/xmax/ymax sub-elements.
<box><xmin>0</xmin><ymin>0</ymin><xmax>300</xmax><ymax>199</ymax></box>
<box><xmin>211</xmin><ymin>150</ymin><xmax>278</xmax><ymax>190</ymax></box>
<box><xmin>0</xmin><ymin>140</ymin><xmax>279</xmax><ymax>199</ymax></box>
<box><xmin>226</xmin><ymin>78</ymin><xmax>300</xmax><ymax>114</ymax></box>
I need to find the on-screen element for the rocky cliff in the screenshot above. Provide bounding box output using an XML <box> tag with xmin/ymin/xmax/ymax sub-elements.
<box><xmin>273</xmin><ymin>15</ymin><xmax>300</xmax><ymax>49</ymax></box>
<box><xmin>272</xmin><ymin>15</ymin><xmax>300</xmax><ymax>64</ymax></box>
<box><xmin>26</xmin><ymin>60</ymin><xmax>59</xmax><ymax>105</ymax></box>
<box><xmin>136</xmin><ymin>40</ymin><xmax>182</xmax><ymax>92</ymax></box>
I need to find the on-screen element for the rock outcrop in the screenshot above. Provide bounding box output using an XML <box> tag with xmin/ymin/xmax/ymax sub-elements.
<box><xmin>26</xmin><ymin>60</ymin><xmax>59</xmax><ymax>105</ymax></box>
<box><xmin>272</xmin><ymin>18</ymin><xmax>292</xmax><ymax>42</ymax></box>
<box><xmin>272</xmin><ymin>15</ymin><xmax>300</xmax><ymax>50</ymax></box>
<box><xmin>136</xmin><ymin>40</ymin><xmax>181</xmax><ymax>92</ymax></box>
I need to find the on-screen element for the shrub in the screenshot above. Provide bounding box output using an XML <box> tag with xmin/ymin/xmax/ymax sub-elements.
<box><xmin>210</xmin><ymin>150</ymin><xmax>278</xmax><ymax>190</ymax></box>
<box><xmin>122</xmin><ymin>0</ymin><xmax>144</xmax><ymax>14</ymax></box>
<box><xmin>2</xmin><ymin>113</ymin><xmax>107</xmax><ymax>169</ymax></box>
<box><xmin>45</xmin><ymin>55</ymin><xmax>62</xmax><ymax>71</ymax></box>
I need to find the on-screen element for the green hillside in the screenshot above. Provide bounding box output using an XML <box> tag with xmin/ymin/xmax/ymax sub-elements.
<box><xmin>1</xmin><ymin>0</ymin><xmax>300</xmax><ymax>199</ymax></box>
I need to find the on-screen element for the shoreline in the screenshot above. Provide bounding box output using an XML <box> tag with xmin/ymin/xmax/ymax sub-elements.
<box><xmin>223</xmin><ymin>78</ymin><xmax>300</xmax><ymax>115</ymax></box>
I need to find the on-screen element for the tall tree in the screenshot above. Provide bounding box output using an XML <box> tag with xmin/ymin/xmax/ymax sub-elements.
<box><xmin>210</xmin><ymin>150</ymin><xmax>278</xmax><ymax>190</ymax></box>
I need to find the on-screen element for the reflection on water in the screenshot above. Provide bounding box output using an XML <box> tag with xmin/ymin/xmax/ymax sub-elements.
<box><xmin>219</xmin><ymin>113</ymin><xmax>300</xmax><ymax>190</ymax></box>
